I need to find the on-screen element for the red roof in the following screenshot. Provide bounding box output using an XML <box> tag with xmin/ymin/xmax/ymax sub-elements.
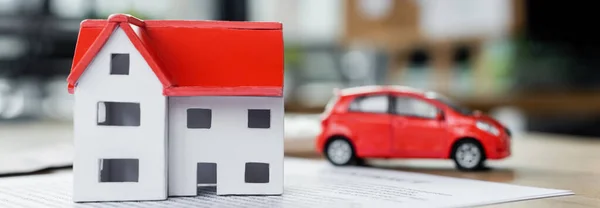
<box><xmin>67</xmin><ymin>14</ymin><xmax>283</xmax><ymax>96</ymax></box>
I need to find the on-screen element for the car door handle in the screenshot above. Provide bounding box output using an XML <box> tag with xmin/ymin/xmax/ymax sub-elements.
<box><xmin>392</xmin><ymin>120</ymin><xmax>404</xmax><ymax>127</ymax></box>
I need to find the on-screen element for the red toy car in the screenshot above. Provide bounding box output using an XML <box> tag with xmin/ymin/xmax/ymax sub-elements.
<box><xmin>316</xmin><ymin>86</ymin><xmax>511</xmax><ymax>171</ymax></box>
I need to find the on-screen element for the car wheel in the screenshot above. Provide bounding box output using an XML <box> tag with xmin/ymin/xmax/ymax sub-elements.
<box><xmin>452</xmin><ymin>140</ymin><xmax>486</xmax><ymax>171</ymax></box>
<box><xmin>325</xmin><ymin>138</ymin><xmax>357</xmax><ymax>166</ymax></box>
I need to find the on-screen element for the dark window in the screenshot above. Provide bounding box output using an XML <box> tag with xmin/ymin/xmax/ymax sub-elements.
<box><xmin>408</xmin><ymin>48</ymin><xmax>430</xmax><ymax>68</ymax></box>
<box><xmin>187</xmin><ymin>109</ymin><xmax>212</xmax><ymax>129</ymax></box>
<box><xmin>394</xmin><ymin>96</ymin><xmax>438</xmax><ymax>119</ymax></box>
<box><xmin>197</xmin><ymin>163</ymin><xmax>217</xmax><ymax>184</ymax></box>
<box><xmin>99</xmin><ymin>159</ymin><xmax>139</xmax><ymax>182</ymax></box>
<box><xmin>97</xmin><ymin>102</ymin><xmax>140</xmax><ymax>126</ymax></box>
<box><xmin>110</xmin><ymin>53</ymin><xmax>130</xmax><ymax>75</ymax></box>
<box><xmin>248</xmin><ymin>109</ymin><xmax>270</xmax><ymax>128</ymax></box>
<box><xmin>348</xmin><ymin>95</ymin><xmax>389</xmax><ymax>113</ymax></box>
<box><xmin>245</xmin><ymin>162</ymin><xmax>269</xmax><ymax>183</ymax></box>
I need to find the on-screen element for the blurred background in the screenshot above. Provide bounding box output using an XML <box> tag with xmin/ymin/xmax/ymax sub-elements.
<box><xmin>2</xmin><ymin>0</ymin><xmax>600</xmax><ymax>139</ymax></box>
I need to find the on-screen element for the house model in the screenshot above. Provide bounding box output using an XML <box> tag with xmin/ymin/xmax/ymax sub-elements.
<box><xmin>66</xmin><ymin>14</ymin><xmax>284</xmax><ymax>202</ymax></box>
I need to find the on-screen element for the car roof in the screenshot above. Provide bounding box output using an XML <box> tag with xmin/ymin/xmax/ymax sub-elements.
<box><xmin>335</xmin><ymin>85</ymin><xmax>427</xmax><ymax>97</ymax></box>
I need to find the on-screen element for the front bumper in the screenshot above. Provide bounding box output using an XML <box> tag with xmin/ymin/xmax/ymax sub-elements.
<box><xmin>488</xmin><ymin>135</ymin><xmax>511</xmax><ymax>159</ymax></box>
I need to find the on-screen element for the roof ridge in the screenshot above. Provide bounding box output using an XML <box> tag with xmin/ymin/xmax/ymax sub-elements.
<box><xmin>80</xmin><ymin>19</ymin><xmax>281</xmax><ymax>30</ymax></box>
<box><xmin>108</xmin><ymin>13</ymin><xmax>145</xmax><ymax>27</ymax></box>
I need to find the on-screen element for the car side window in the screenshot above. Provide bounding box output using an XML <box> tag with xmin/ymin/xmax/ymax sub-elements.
<box><xmin>394</xmin><ymin>96</ymin><xmax>438</xmax><ymax>119</ymax></box>
<box><xmin>349</xmin><ymin>95</ymin><xmax>389</xmax><ymax>113</ymax></box>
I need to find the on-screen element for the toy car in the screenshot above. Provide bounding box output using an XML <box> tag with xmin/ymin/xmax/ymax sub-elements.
<box><xmin>315</xmin><ymin>86</ymin><xmax>511</xmax><ymax>171</ymax></box>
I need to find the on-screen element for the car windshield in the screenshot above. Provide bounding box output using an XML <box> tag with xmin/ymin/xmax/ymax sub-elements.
<box><xmin>424</xmin><ymin>91</ymin><xmax>473</xmax><ymax>115</ymax></box>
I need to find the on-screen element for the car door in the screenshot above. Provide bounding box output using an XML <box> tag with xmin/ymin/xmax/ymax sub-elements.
<box><xmin>341</xmin><ymin>93</ymin><xmax>393</xmax><ymax>157</ymax></box>
<box><xmin>391</xmin><ymin>95</ymin><xmax>448</xmax><ymax>158</ymax></box>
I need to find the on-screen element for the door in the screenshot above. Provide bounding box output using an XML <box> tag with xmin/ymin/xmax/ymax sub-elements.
<box><xmin>197</xmin><ymin>163</ymin><xmax>217</xmax><ymax>187</ymax></box>
<box><xmin>391</xmin><ymin>96</ymin><xmax>447</xmax><ymax>158</ymax></box>
<box><xmin>341</xmin><ymin>94</ymin><xmax>393</xmax><ymax>157</ymax></box>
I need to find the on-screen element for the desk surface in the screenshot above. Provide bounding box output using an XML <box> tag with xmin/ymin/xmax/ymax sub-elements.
<box><xmin>285</xmin><ymin>133</ymin><xmax>600</xmax><ymax>207</ymax></box>
<box><xmin>1</xmin><ymin>120</ymin><xmax>599</xmax><ymax>207</ymax></box>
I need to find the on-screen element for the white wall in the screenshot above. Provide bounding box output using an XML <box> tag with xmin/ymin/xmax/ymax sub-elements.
<box><xmin>73</xmin><ymin>26</ymin><xmax>167</xmax><ymax>202</ymax></box>
<box><xmin>249</xmin><ymin>0</ymin><xmax>342</xmax><ymax>43</ymax></box>
<box><xmin>168</xmin><ymin>96</ymin><xmax>284</xmax><ymax>196</ymax></box>
<box><xmin>417</xmin><ymin>0</ymin><xmax>513</xmax><ymax>39</ymax></box>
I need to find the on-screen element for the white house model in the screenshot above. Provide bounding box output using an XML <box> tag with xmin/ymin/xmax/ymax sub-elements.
<box><xmin>67</xmin><ymin>14</ymin><xmax>284</xmax><ymax>202</ymax></box>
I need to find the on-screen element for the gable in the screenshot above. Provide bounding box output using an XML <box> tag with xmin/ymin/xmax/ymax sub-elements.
<box><xmin>75</xmin><ymin>26</ymin><xmax>165</xmax><ymax>95</ymax></box>
<box><xmin>68</xmin><ymin>20</ymin><xmax>172</xmax><ymax>94</ymax></box>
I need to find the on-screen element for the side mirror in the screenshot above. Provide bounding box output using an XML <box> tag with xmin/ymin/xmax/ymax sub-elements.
<box><xmin>436</xmin><ymin>111</ymin><xmax>445</xmax><ymax>121</ymax></box>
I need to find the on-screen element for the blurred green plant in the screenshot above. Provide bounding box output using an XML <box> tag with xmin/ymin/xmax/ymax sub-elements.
<box><xmin>284</xmin><ymin>45</ymin><xmax>303</xmax><ymax>69</ymax></box>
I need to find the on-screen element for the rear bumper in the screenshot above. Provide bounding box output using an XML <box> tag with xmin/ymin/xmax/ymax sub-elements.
<box><xmin>315</xmin><ymin>132</ymin><xmax>327</xmax><ymax>153</ymax></box>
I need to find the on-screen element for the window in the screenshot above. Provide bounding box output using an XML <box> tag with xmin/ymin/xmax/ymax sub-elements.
<box><xmin>394</xmin><ymin>97</ymin><xmax>438</xmax><ymax>119</ymax></box>
<box><xmin>348</xmin><ymin>95</ymin><xmax>389</xmax><ymax>113</ymax></box>
<box><xmin>248</xmin><ymin>109</ymin><xmax>270</xmax><ymax>128</ymax></box>
<box><xmin>97</xmin><ymin>102</ymin><xmax>140</xmax><ymax>126</ymax></box>
<box><xmin>187</xmin><ymin>108</ymin><xmax>212</xmax><ymax>129</ymax></box>
<box><xmin>99</xmin><ymin>159</ymin><xmax>139</xmax><ymax>182</ymax></box>
<box><xmin>110</xmin><ymin>53</ymin><xmax>130</xmax><ymax>75</ymax></box>
<box><xmin>197</xmin><ymin>163</ymin><xmax>217</xmax><ymax>184</ymax></box>
<box><xmin>245</xmin><ymin>162</ymin><xmax>269</xmax><ymax>183</ymax></box>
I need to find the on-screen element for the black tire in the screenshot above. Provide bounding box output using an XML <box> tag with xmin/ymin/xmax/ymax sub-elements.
<box><xmin>324</xmin><ymin>138</ymin><xmax>359</xmax><ymax>166</ymax></box>
<box><xmin>355</xmin><ymin>157</ymin><xmax>369</xmax><ymax>167</ymax></box>
<box><xmin>451</xmin><ymin>139</ymin><xmax>487</xmax><ymax>171</ymax></box>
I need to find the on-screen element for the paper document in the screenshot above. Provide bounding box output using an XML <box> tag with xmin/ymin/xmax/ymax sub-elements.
<box><xmin>0</xmin><ymin>143</ymin><xmax>72</xmax><ymax>176</ymax></box>
<box><xmin>0</xmin><ymin>158</ymin><xmax>572</xmax><ymax>208</ymax></box>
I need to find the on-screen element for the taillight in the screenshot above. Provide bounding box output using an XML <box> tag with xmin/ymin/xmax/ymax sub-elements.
<box><xmin>321</xmin><ymin>117</ymin><xmax>330</xmax><ymax>126</ymax></box>
<box><xmin>320</xmin><ymin>120</ymin><xmax>327</xmax><ymax>129</ymax></box>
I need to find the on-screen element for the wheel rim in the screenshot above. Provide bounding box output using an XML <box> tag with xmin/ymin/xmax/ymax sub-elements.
<box><xmin>455</xmin><ymin>143</ymin><xmax>481</xmax><ymax>168</ymax></box>
<box><xmin>327</xmin><ymin>140</ymin><xmax>352</xmax><ymax>164</ymax></box>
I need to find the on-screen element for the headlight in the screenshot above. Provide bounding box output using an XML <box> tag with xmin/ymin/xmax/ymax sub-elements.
<box><xmin>476</xmin><ymin>121</ymin><xmax>500</xmax><ymax>136</ymax></box>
